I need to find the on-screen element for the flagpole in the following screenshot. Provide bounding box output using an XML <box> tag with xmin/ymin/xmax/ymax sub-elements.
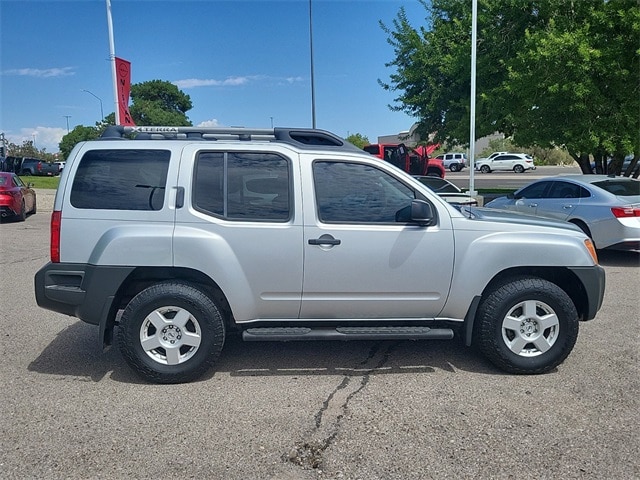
<box><xmin>106</xmin><ymin>0</ymin><xmax>120</xmax><ymax>125</ymax></box>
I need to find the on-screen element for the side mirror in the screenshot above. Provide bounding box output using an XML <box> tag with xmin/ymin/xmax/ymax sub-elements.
<box><xmin>396</xmin><ymin>199</ymin><xmax>435</xmax><ymax>226</ymax></box>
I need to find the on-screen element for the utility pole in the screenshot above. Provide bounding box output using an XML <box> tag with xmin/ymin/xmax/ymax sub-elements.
<box><xmin>64</xmin><ymin>115</ymin><xmax>72</xmax><ymax>133</ymax></box>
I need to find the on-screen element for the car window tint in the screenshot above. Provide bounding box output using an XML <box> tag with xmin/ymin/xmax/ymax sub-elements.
<box><xmin>313</xmin><ymin>161</ymin><xmax>415</xmax><ymax>223</ymax></box>
<box><xmin>548</xmin><ymin>182</ymin><xmax>581</xmax><ymax>199</ymax></box>
<box><xmin>70</xmin><ymin>149</ymin><xmax>170</xmax><ymax>210</ymax></box>
<box><xmin>194</xmin><ymin>151</ymin><xmax>291</xmax><ymax>222</ymax></box>
<box><xmin>517</xmin><ymin>181</ymin><xmax>550</xmax><ymax>199</ymax></box>
<box><xmin>592</xmin><ymin>180</ymin><xmax>640</xmax><ymax>197</ymax></box>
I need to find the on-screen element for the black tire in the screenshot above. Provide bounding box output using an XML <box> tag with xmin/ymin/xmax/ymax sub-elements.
<box><xmin>17</xmin><ymin>200</ymin><xmax>26</xmax><ymax>222</ymax></box>
<box><xmin>514</xmin><ymin>164</ymin><xmax>525</xmax><ymax>173</ymax></box>
<box><xmin>475</xmin><ymin>277</ymin><xmax>578</xmax><ymax>374</ymax></box>
<box><xmin>31</xmin><ymin>198</ymin><xmax>36</xmax><ymax>215</ymax></box>
<box><xmin>570</xmin><ymin>220</ymin><xmax>592</xmax><ymax>240</ymax></box>
<box><xmin>480</xmin><ymin>165</ymin><xmax>491</xmax><ymax>173</ymax></box>
<box><xmin>117</xmin><ymin>281</ymin><xmax>226</xmax><ymax>384</ymax></box>
<box><xmin>450</xmin><ymin>164</ymin><xmax>460</xmax><ymax>172</ymax></box>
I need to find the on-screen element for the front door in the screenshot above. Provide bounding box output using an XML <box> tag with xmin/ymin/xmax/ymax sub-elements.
<box><xmin>300</xmin><ymin>160</ymin><xmax>455</xmax><ymax>320</ymax></box>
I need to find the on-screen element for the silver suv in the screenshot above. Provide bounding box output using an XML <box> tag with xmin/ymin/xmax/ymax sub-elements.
<box><xmin>434</xmin><ymin>152</ymin><xmax>467</xmax><ymax>172</ymax></box>
<box><xmin>35</xmin><ymin>126</ymin><xmax>605</xmax><ymax>383</ymax></box>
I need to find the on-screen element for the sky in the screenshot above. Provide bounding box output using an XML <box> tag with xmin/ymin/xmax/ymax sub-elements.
<box><xmin>1</xmin><ymin>0</ymin><xmax>430</xmax><ymax>153</ymax></box>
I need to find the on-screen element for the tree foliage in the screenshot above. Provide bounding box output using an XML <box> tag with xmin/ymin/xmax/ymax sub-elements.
<box><xmin>345</xmin><ymin>133</ymin><xmax>370</xmax><ymax>149</ymax></box>
<box><xmin>130</xmin><ymin>80</ymin><xmax>193</xmax><ymax>126</ymax></box>
<box><xmin>59</xmin><ymin>125</ymin><xmax>102</xmax><ymax>159</ymax></box>
<box><xmin>5</xmin><ymin>140</ymin><xmax>57</xmax><ymax>162</ymax></box>
<box><xmin>381</xmin><ymin>0</ymin><xmax>640</xmax><ymax>174</ymax></box>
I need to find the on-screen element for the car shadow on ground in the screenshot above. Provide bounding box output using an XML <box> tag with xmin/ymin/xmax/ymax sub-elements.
<box><xmin>28</xmin><ymin>323</ymin><xmax>504</xmax><ymax>384</ymax></box>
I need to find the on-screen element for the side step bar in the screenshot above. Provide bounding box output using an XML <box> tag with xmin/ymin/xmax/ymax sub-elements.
<box><xmin>242</xmin><ymin>326</ymin><xmax>454</xmax><ymax>342</ymax></box>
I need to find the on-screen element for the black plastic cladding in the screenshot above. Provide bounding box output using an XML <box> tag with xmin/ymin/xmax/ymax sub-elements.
<box><xmin>99</xmin><ymin>125</ymin><xmax>363</xmax><ymax>152</ymax></box>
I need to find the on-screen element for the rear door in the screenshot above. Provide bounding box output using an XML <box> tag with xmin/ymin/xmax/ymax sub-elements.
<box><xmin>533</xmin><ymin>180</ymin><xmax>582</xmax><ymax>220</ymax></box>
<box><xmin>174</xmin><ymin>144</ymin><xmax>303</xmax><ymax>322</ymax></box>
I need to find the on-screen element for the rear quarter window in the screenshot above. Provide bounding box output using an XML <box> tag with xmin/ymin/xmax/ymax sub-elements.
<box><xmin>70</xmin><ymin>149</ymin><xmax>170</xmax><ymax>210</ymax></box>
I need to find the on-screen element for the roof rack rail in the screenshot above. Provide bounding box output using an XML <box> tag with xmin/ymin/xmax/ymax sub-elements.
<box><xmin>99</xmin><ymin>125</ymin><xmax>362</xmax><ymax>152</ymax></box>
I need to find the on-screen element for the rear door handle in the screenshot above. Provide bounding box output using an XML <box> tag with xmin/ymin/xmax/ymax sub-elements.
<box><xmin>308</xmin><ymin>234</ymin><xmax>341</xmax><ymax>246</ymax></box>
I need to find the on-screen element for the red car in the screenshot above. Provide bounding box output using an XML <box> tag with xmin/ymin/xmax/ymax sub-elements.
<box><xmin>0</xmin><ymin>172</ymin><xmax>37</xmax><ymax>221</ymax></box>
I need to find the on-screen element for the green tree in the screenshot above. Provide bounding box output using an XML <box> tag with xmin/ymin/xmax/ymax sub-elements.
<box><xmin>129</xmin><ymin>80</ymin><xmax>193</xmax><ymax>126</ymax></box>
<box><xmin>59</xmin><ymin>125</ymin><xmax>101</xmax><ymax>159</ymax></box>
<box><xmin>5</xmin><ymin>140</ymin><xmax>56</xmax><ymax>162</ymax></box>
<box><xmin>345</xmin><ymin>133</ymin><xmax>370</xmax><ymax>149</ymax></box>
<box><xmin>381</xmin><ymin>0</ymin><xmax>640</xmax><ymax>174</ymax></box>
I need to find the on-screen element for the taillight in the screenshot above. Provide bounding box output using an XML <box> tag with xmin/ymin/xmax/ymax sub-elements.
<box><xmin>611</xmin><ymin>206</ymin><xmax>640</xmax><ymax>218</ymax></box>
<box><xmin>50</xmin><ymin>210</ymin><xmax>61</xmax><ymax>263</ymax></box>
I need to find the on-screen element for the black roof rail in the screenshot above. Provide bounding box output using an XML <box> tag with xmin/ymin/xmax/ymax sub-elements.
<box><xmin>99</xmin><ymin>125</ymin><xmax>362</xmax><ymax>152</ymax></box>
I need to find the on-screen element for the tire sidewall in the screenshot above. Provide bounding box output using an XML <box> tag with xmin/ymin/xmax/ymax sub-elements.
<box><xmin>118</xmin><ymin>282</ymin><xmax>225</xmax><ymax>383</ymax></box>
<box><xmin>477</xmin><ymin>278</ymin><xmax>578</xmax><ymax>373</ymax></box>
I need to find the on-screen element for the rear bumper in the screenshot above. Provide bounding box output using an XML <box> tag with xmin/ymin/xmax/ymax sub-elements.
<box><xmin>34</xmin><ymin>262</ymin><xmax>134</xmax><ymax>325</ymax></box>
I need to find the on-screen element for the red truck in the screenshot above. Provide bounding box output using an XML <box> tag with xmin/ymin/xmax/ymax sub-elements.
<box><xmin>363</xmin><ymin>143</ymin><xmax>445</xmax><ymax>178</ymax></box>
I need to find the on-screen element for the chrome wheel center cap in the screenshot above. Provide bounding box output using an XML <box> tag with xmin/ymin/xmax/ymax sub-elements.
<box><xmin>161</xmin><ymin>325</ymin><xmax>183</xmax><ymax>345</ymax></box>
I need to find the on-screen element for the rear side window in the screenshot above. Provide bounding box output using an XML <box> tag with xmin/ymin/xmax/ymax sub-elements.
<box><xmin>70</xmin><ymin>149</ymin><xmax>170</xmax><ymax>210</ymax></box>
<box><xmin>193</xmin><ymin>151</ymin><xmax>291</xmax><ymax>222</ymax></box>
<box><xmin>593</xmin><ymin>180</ymin><xmax>640</xmax><ymax>197</ymax></box>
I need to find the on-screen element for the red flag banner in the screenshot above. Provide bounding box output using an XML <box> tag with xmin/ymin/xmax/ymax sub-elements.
<box><xmin>115</xmin><ymin>57</ymin><xmax>135</xmax><ymax>126</ymax></box>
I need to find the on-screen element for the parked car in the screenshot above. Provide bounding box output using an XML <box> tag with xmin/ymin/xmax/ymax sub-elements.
<box><xmin>475</xmin><ymin>153</ymin><xmax>535</xmax><ymax>173</ymax></box>
<box><xmin>433</xmin><ymin>153</ymin><xmax>467</xmax><ymax>172</ymax></box>
<box><xmin>485</xmin><ymin>175</ymin><xmax>640</xmax><ymax>251</ymax></box>
<box><xmin>2</xmin><ymin>156</ymin><xmax>59</xmax><ymax>176</ymax></box>
<box><xmin>0</xmin><ymin>172</ymin><xmax>37</xmax><ymax>221</ymax></box>
<box><xmin>415</xmin><ymin>176</ymin><xmax>478</xmax><ymax>207</ymax></box>
<box><xmin>35</xmin><ymin>125</ymin><xmax>605</xmax><ymax>383</ymax></box>
<box><xmin>54</xmin><ymin>161</ymin><xmax>66</xmax><ymax>172</ymax></box>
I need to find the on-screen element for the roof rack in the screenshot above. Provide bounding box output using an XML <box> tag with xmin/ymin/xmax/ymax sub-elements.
<box><xmin>100</xmin><ymin>125</ymin><xmax>362</xmax><ymax>152</ymax></box>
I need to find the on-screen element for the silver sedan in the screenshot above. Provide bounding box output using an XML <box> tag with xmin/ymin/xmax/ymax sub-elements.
<box><xmin>485</xmin><ymin>175</ymin><xmax>640</xmax><ymax>251</ymax></box>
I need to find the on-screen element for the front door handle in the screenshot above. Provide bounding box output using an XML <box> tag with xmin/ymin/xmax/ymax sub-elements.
<box><xmin>308</xmin><ymin>234</ymin><xmax>341</xmax><ymax>246</ymax></box>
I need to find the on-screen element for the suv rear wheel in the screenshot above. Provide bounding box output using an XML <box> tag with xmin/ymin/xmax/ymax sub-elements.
<box><xmin>475</xmin><ymin>277</ymin><xmax>578</xmax><ymax>374</ymax></box>
<box><xmin>513</xmin><ymin>164</ymin><xmax>525</xmax><ymax>173</ymax></box>
<box><xmin>117</xmin><ymin>281</ymin><xmax>225</xmax><ymax>383</ymax></box>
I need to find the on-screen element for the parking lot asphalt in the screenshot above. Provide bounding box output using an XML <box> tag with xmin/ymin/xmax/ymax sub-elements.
<box><xmin>1</xmin><ymin>196</ymin><xmax>638</xmax><ymax>479</ymax></box>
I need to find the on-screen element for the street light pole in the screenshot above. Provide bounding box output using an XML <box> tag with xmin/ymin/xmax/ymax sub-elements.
<box><xmin>63</xmin><ymin>115</ymin><xmax>72</xmax><ymax>133</ymax></box>
<box><xmin>309</xmin><ymin>0</ymin><xmax>316</xmax><ymax>129</ymax></box>
<box><xmin>82</xmin><ymin>89</ymin><xmax>104</xmax><ymax>121</ymax></box>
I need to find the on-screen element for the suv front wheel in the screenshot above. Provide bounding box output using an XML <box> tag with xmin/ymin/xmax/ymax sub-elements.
<box><xmin>475</xmin><ymin>277</ymin><xmax>578</xmax><ymax>374</ymax></box>
<box><xmin>117</xmin><ymin>281</ymin><xmax>226</xmax><ymax>383</ymax></box>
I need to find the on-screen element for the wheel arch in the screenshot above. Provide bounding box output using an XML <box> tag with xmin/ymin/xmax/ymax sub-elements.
<box><xmin>463</xmin><ymin>266</ymin><xmax>589</xmax><ymax>346</ymax></box>
<box><xmin>101</xmin><ymin>266</ymin><xmax>234</xmax><ymax>348</ymax></box>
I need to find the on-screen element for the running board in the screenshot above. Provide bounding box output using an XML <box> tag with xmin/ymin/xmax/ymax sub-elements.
<box><xmin>242</xmin><ymin>326</ymin><xmax>454</xmax><ymax>342</ymax></box>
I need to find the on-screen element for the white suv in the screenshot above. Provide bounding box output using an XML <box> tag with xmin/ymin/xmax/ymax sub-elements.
<box><xmin>475</xmin><ymin>153</ymin><xmax>535</xmax><ymax>173</ymax></box>
<box><xmin>34</xmin><ymin>126</ymin><xmax>604</xmax><ymax>383</ymax></box>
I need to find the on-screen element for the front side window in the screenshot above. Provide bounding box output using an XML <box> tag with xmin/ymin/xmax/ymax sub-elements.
<box><xmin>313</xmin><ymin>161</ymin><xmax>415</xmax><ymax>223</ymax></box>
<box><xmin>70</xmin><ymin>149</ymin><xmax>170</xmax><ymax>210</ymax></box>
<box><xmin>194</xmin><ymin>151</ymin><xmax>290</xmax><ymax>221</ymax></box>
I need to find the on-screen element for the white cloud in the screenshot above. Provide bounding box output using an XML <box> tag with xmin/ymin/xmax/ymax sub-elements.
<box><xmin>5</xmin><ymin>127</ymin><xmax>66</xmax><ymax>153</ymax></box>
<box><xmin>174</xmin><ymin>76</ymin><xmax>251</xmax><ymax>89</ymax></box>
<box><xmin>3</xmin><ymin>67</ymin><xmax>75</xmax><ymax>78</ymax></box>
<box><xmin>197</xmin><ymin>119</ymin><xmax>222</xmax><ymax>127</ymax></box>
<box><xmin>174</xmin><ymin>75</ymin><xmax>304</xmax><ymax>89</ymax></box>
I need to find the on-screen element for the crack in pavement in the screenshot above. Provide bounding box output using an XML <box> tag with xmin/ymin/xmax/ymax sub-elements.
<box><xmin>285</xmin><ymin>341</ymin><xmax>399</xmax><ymax>471</ymax></box>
